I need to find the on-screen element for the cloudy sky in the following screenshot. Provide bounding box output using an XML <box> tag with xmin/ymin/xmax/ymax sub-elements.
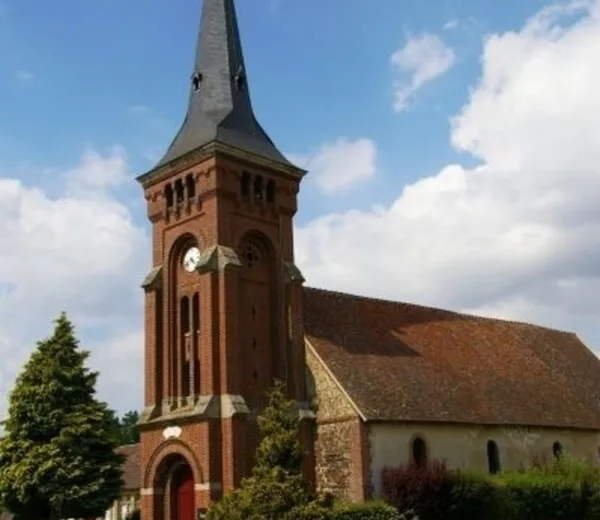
<box><xmin>1</xmin><ymin>0</ymin><xmax>599</xmax><ymax>419</ymax></box>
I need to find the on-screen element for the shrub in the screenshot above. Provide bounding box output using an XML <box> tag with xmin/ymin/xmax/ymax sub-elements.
<box><xmin>544</xmin><ymin>453</ymin><xmax>600</xmax><ymax>484</ymax></box>
<box><xmin>495</xmin><ymin>454</ymin><xmax>600</xmax><ymax>520</ymax></box>
<box><xmin>381</xmin><ymin>454</ymin><xmax>600</xmax><ymax>520</ymax></box>
<box><xmin>382</xmin><ymin>463</ymin><xmax>504</xmax><ymax>520</ymax></box>
<box><xmin>333</xmin><ymin>500</ymin><xmax>401</xmax><ymax>520</ymax></box>
<box><xmin>447</xmin><ymin>472</ymin><xmax>503</xmax><ymax>520</ymax></box>
<box><xmin>381</xmin><ymin>460</ymin><xmax>454</xmax><ymax>520</ymax></box>
<box><xmin>500</xmin><ymin>471</ymin><xmax>584</xmax><ymax>520</ymax></box>
<box><xmin>285</xmin><ymin>500</ymin><xmax>334</xmax><ymax>520</ymax></box>
<box><xmin>584</xmin><ymin>486</ymin><xmax>600</xmax><ymax>520</ymax></box>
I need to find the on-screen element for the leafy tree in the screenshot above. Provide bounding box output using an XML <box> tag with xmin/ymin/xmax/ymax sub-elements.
<box><xmin>207</xmin><ymin>380</ymin><xmax>326</xmax><ymax>520</ymax></box>
<box><xmin>0</xmin><ymin>313</ymin><xmax>124</xmax><ymax>520</ymax></box>
<box><xmin>105</xmin><ymin>409</ymin><xmax>140</xmax><ymax>446</ymax></box>
<box><xmin>119</xmin><ymin>410</ymin><xmax>140</xmax><ymax>444</ymax></box>
<box><xmin>105</xmin><ymin>408</ymin><xmax>124</xmax><ymax>445</ymax></box>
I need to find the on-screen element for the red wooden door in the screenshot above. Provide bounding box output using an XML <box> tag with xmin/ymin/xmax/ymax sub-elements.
<box><xmin>172</xmin><ymin>465</ymin><xmax>194</xmax><ymax>520</ymax></box>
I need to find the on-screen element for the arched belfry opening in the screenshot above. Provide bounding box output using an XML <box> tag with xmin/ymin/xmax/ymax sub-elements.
<box><xmin>238</xmin><ymin>232</ymin><xmax>279</xmax><ymax>410</ymax></box>
<box><xmin>167</xmin><ymin>235</ymin><xmax>202</xmax><ymax>407</ymax></box>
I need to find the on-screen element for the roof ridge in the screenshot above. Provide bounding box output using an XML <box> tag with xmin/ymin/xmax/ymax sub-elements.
<box><xmin>303</xmin><ymin>285</ymin><xmax>572</xmax><ymax>335</ymax></box>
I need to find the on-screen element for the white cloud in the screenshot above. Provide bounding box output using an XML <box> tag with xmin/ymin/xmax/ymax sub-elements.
<box><xmin>0</xmin><ymin>148</ymin><xmax>148</xmax><ymax>422</ymax></box>
<box><xmin>297</xmin><ymin>0</ymin><xmax>600</xmax><ymax>340</ymax></box>
<box><xmin>391</xmin><ymin>32</ymin><xmax>455</xmax><ymax>112</ymax></box>
<box><xmin>15</xmin><ymin>69</ymin><xmax>34</xmax><ymax>82</ymax></box>
<box><xmin>443</xmin><ymin>19</ymin><xmax>459</xmax><ymax>31</ymax></box>
<box><xmin>291</xmin><ymin>138</ymin><xmax>377</xmax><ymax>194</ymax></box>
<box><xmin>65</xmin><ymin>146</ymin><xmax>130</xmax><ymax>192</ymax></box>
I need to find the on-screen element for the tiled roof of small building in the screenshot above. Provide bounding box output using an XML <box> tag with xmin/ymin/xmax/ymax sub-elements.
<box><xmin>303</xmin><ymin>287</ymin><xmax>600</xmax><ymax>430</ymax></box>
<box><xmin>116</xmin><ymin>443</ymin><xmax>141</xmax><ymax>490</ymax></box>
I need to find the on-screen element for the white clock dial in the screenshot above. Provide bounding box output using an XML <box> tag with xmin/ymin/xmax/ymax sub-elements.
<box><xmin>183</xmin><ymin>246</ymin><xmax>201</xmax><ymax>272</ymax></box>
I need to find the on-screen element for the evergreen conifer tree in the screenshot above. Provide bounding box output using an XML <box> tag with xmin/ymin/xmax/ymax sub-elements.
<box><xmin>0</xmin><ymin>313</ymin><xmax>124</xmax><ymax>520</ymax></box>
<box><xmin>207</xmin><ymin>381</ymin><xmax>327</xmax><ymax>520</ymax></box>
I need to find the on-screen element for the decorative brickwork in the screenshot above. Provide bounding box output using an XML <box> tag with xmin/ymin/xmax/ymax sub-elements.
<box><xmin>136</xmin><ymin>1</ymin><xmax>311</xmax><ymax>517</ymax></box>
<box><xmin>138</xmin><ymin>143</ymin><xmax>309</xmax><ymax>515</ymax></box>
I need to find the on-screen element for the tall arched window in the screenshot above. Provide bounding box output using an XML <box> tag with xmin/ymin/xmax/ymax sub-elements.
<box><xmin>411</xmin><ymin>436</ymin><xmax>427</xmax><ymax>468</ymax></box>
<box><xmin>167</xmin><ymin>234</ymin><xmax>200</xmax><ymax>407</ymax></box>
<box><xmin>192</xmin><ymin>292</ymin><xmax>200</xmax><ymax>396</ymax></box>
<box><xmin>487</xmin><ymin>440</ymin><xmax>501</xmax><ymax>474</ymax></box>
<box><xmin>180</xmin><ymin>296</ymin><xmax>190</xmax><ymax>397</ymax></box>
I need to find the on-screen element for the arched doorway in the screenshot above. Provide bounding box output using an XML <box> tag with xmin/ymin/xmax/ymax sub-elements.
<box><xmin>149</xmin><ymin>450</ymin><xmax>198</xmax><ymax>520</ymax></box>
<box><xmin>171</xmin><ymin>463</ymin><xmax>194</xmax><ymax>520</ymax></box>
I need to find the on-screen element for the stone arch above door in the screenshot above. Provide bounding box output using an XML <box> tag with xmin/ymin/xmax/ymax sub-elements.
<box><xmin>144</xmin><ymin>439</ymin><xmax>204</xmax><ymax>490</ymax></box>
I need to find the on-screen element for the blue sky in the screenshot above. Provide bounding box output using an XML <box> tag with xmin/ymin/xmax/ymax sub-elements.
<box><xmin>1</xmin><ymin>0</ymin><xmax>600</xmax><ymax>416</ymax></box>
<box><xmin>0</xmin><ymin>0</ymin><xmax>550</xmax><ymax>217</ymax></box>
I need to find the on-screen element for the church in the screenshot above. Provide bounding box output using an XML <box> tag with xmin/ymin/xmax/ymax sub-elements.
<box><xmin>133</xmin><ymin>0</ymin><xmax>600</xmax><ymax>519</ymax></box>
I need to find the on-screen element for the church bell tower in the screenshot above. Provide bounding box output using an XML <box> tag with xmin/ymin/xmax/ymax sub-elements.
<box><xmin>136</xmin><ymin>0</ymin><xmax>312</xmax><ymax>517</ymax></box>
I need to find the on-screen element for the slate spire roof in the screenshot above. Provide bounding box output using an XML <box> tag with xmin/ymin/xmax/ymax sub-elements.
<box><xmin>155</xmin><ymin>0</ymin><xmax>293</xmax><ymax>169</ymax></box>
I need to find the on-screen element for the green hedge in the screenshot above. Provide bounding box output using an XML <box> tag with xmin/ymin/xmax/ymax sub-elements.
<box><xmin>333</xmin><ymin>500</ymin><xmax>401</xmax><ymax>520</ymax></box>
<box><xmin>288</xmin><ymin>500</ymin><xmax>401</xmax><ymax>520</ymax></box>
<box><xmin>498</xmin><ymin>470</ymin><xmax>600</xmax><ymax>520</ymax></box>
<box><xmin>448</xmin><ymin>472</ymin><xmax>502</xmax><ymax>520</ymax></box>
<box><xmin>381</xmin><ymin>456</ymin><xmax>600</xmax><ymax>520</ymax></box>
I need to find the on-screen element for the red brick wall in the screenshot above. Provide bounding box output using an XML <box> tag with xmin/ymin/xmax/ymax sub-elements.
<box><xmin>139</xmin><ymin>150</ymin><xmax>309</xmax><ymax>516</ymax></box>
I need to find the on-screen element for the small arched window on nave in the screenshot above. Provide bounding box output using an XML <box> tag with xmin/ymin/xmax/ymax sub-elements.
<box><xmin>411</xmin><ymin>436</ymin><xmax>427</xmax><ymax>468</ymax></box>
<box><xmin>553</xmin><ymin>441</ymin><xmax>563</xmax><ymax>461</ymax></box>
<box><xmin>487</xmin><ymin>440</ymin><xmax>501</xmax><ymax>474</ymax></box>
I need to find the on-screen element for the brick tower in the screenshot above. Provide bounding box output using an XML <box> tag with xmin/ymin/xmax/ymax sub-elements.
<box><xmin>136</xmin><ymin>0</ymin><xmax>312</xmax><ymax>518</ymax></box>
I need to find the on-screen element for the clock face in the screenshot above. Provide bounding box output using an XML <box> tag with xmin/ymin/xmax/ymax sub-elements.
<box><xmin>183</xmin><ymin>246</ymin><xmax>201</xmax><ymax>272</ymax></box>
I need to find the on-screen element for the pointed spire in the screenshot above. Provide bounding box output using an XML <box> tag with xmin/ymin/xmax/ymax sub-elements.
<box><xmin>155</xmin><ymin>0</ymin><xmax>293</xmax><ymax>169</ymax></box>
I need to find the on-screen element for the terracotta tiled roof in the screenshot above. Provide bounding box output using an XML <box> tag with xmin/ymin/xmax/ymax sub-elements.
<box><xmin>303</xmin><ymin>287</ymin><xmax>600</xmax><ymax>430</ymax></box>
<box><xmin>116</xmin><ymin>443</ymin><xmax>141</xmax><ymax>490</ymax></box>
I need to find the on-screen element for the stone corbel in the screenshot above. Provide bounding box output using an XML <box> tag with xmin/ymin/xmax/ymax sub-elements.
<box><xmin>193</xmin><ymin>394</ymin><xmax>251</xmax><ymax>418</ymax></box>
<box><xmin>141</xmin><ymin>266</ymin><xmax>163</xmax><ymax>291</ymax></box>
<box><xmin>138</xmin><ymin>404</ymin><xmax>161</xmax><ymax>426</ymax></box>
<box><xmin>282</xmin><ymin>261</ymin><xmax>305</xmax><ymax>284</ymax></box>
<box><xmin>195</xmin><ymin>245</ymin><xmax>242</xmax><ymax>274</ymax></box>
